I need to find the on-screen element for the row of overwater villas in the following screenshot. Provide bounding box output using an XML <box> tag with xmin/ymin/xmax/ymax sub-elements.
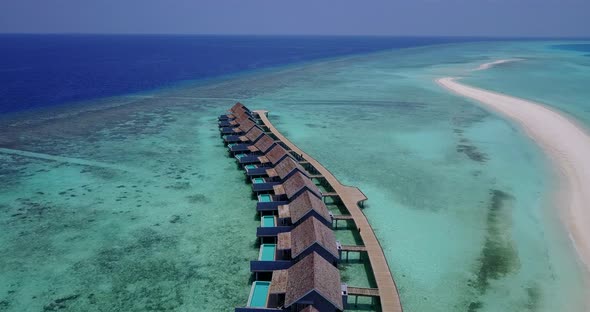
<box><xmin>219</xmin><ymin>103</ymin><xmax>349</xmax><ymax>312</ymax></box>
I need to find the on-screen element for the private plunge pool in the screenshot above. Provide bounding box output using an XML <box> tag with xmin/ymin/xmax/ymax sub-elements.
<box><xmin>258</xmin><ymin>194</ymin><xmax>272</xmax><ymax>202</ymax></box>
<box><xmin>261</xmin><ymin>215</ymin><xmax>276</xmax><ymax>227</ymax></box>
<box><xmin>259</xmin><ymin>244</ymin><xmax>277</xmax><ymax>261</ymax></box>
<box><xmin>253</xmin><ymin>177</ymin><xmax>266</xmax><ymax>184</ymax></box>
<box><xmin>247</xmin><ymin>281</ymin><xmax>271</xmax><ymax>308</ymax></box>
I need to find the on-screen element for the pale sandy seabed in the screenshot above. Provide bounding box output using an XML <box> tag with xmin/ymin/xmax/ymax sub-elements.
<box><xmin>1</xmin><ymin>41</ymin><xmax>589</xmax><ymax>311</ymax></box>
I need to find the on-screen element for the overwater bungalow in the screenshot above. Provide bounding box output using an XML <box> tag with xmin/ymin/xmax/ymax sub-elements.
<box><xmin>236</xmin><ymin>135</ymin><xmax>276</xmax><ymax>166</ymax></box>
<box><xmin>218</xmin><ymin>102</ymin><xmax>250</xmax><ymax>121</ymax></box>
<box><xmin>251</xmin><ymin>156</ymin><xmax>308</xmax><ymax>193</ymax></box>
<box><xmin>277</xmin><ymin>217</ymin><xmax>339</xmax><ymax>266</ymax></box>
<box><xmin>267</xmin><ymin>157</ymin><xmax>309</xmax><ymax>179</ymax></box>
<box><xmin>253</xmin><ymin>157</ymin><xmax>311</xmax><ymax>211</ymax></box>
<box><xmin>236</xmin><ymin>141</ymin><xmax>290</xmax><ymax>167</ymax></box>
<box><xmin>219</xmin><ymin>110</ymin><xmax>253</xmax><ymax>127</ymax></box>
<box><xmin>246</xmin><ymin>155</ymin><xmax>307</xmax><ymax>178</ymax></box>
<box><xmin>219</xmin><ymin>115</ymin><xmax>254</xmax><ymax>132</ymax></box>
<box><xmin>236</xmin><ymin>252</ymin><xmax>344</xmax><ymax>312</ymax></box>
<box><xmin>233</xmin><ymin>133</ymin><xmax>277</xmax><ymax>156</ymax></box>
<box><xmin>221</xmin><ymin>118</ymin><xmax>257</xmax><ymax>136</ymax></box>
<box><xmin>255</xmin><ymin>170</ymin><xmax>322</xmax><ymax>213</ymax></box>
<box><xmin>274</xmin><ymin>171</ymin><xmax>322</xmax><ymax>201</ymax></box>
<box><xmin>225</xmin><ymin>125</ymin><xmax>264</xmax><ymax>144</ymax></box>
<box><xmin>259</xmin><ymin>145</ymin><xmax>295</xmax><ymax>167</ymax></box>
<box><xmin>277</xmin><ymin>190</ymin><xmax>332</xmax><ymax>227</ymax></box>
<box><xmin>245</xmin><ymin>145</ymin><xmax>295</xmax><ymax>177</ymax></box>
<box><xmin>252</xmin><ymin>215</ymin><xmax>340</xmax><ymax>275</ymax></box>
<box><xmin>227</xmin><ymin>126</ymin><xmax>265</xmax><ymax>147</ymax></box>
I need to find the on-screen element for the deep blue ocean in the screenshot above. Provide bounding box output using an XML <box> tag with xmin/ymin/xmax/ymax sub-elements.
<box><xmin>0</xmin><ymin>34</ymin><xmax>480</xmax><ymax>114</ymax></box>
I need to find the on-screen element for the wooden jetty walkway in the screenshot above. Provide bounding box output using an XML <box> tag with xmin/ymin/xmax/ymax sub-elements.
<box><xmin>348</xmin><ymin>287</ymin><xmax>380</xmax><ymax>297</ymax></box>
<box><xmin>341</xmin><ymin>245</ymin><xmax>367</xmax><ymax>252</ymax></box>
<box><xmin>255</xmin><ymin>110</ymin><xmax>403</xmax><ymax>312</ymax></box>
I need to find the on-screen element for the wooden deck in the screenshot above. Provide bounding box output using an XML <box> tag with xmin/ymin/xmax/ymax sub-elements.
<box><xmin>341</xmin><ymin>245</ymin><xmax>367</xmax><ymax>252</ymax></box>
<box><xmin>348</xmin><ymin>287</ymin><xmax>380</xmax><ymax>297</ymax></box>
<box><xmin>256</xmin><ymin>110</ymin><xmax>403</xmax><ymax>312</ymax></box>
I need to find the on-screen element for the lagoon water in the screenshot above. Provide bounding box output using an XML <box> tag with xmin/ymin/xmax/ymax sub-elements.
<box><xmin>1</xmin><ymin>38</ymin><xmax>589</xmax><ymax>311</ymax></box>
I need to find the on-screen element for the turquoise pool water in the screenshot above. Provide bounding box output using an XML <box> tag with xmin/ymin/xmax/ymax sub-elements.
<box><xmin>245</xmin><ymin>164</ymin><xmax>258</xmax><ymax>170</ymax></box>
<box><xmin>261</xmin><ymin>216</ymin><xmax>275</xmax><ymax>227</ymax></box>
<box><xmin>236</xmin><ymin>153</ymin><xmax>247</xmax><ymax>159</ymax></box>
<box><xmin>247</xmin><ymin>281</ymin><xmax>270</xmax><ymax>308</ymax></box>
<box><xmin>253</xmin><ymin>177</ymin><xmax>265</xmax><ymax>184</ymax></box>
<box><xmin>227</xmin><ymin>143</ymin><xmax>237</xmax><ymax>148</ymax></box>
<box><xmin>259</xmin><ymin>194</ymin><xmax>272</xmax><ymax>202</ymax></box>
<box><xmin>259</xmin><ymin>244</ymin><xmax>276</xmax><ymax>261</ymax></box>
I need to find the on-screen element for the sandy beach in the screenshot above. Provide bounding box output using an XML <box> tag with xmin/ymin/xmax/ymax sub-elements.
<box><xmin>437</xmin><ymin>63</ymin><xmax>590</xmax><ymax>282</ymax></box>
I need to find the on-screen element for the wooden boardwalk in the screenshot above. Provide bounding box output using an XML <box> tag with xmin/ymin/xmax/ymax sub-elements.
<box><xmin>348</xmin><ymin>287</ymin><xmax>380</xmax><ymax>297</ymax></box>
<box><xmin>341</xmin><ymin>245</ymin><xmax>367</xmax><ymax>252</ymax></box>
<box><xmin>256</xmin><ymin>110</ymin><xmax>403</xmax><ymax>312</ymax></box>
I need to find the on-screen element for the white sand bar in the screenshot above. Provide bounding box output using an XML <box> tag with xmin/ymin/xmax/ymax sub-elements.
<box><xmin>437</xmin><ymin>75</ymin><xmax>590</xmax><ymax>273</ymax></box>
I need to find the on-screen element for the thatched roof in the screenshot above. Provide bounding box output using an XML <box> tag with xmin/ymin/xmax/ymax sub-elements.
<box><xmin>236</xmin><ymin>119</ymin><xmax>256</xmax><ymax>133</ymax></box>
<box><xmin>284</xmin><ymin>252</ymin><xmax>343</xmax><ymax>310</ymax></box>
<box><xmin>273</xmin><ymin>184</ymin><xmax>286</xmax><ymax>196</ymax></box>
<box><xmin>265</xmin><ymin>145</ymin><xmax>293</xmax><ymax>165</ymax></box>
<box><xmin>271</xmin><ymin>157</ymin><xmax>308</xmax><ymax>180</ymax></box>
<box><xmin>290</xmin><ymin>217</ymin><xmax>338</xmax><ymax>259</ymax></box>
<box><xmin>278</xmin><ymin>204</ymin><xmax>290</xmax><ymax>220</ymax></box>
<box><xmin>258</xmin><ymin>155</ymin><xmax>270</xmax><ymax>164</ymax></box>
<box><xmin>240</xmin><ymin>126</ymin><xmax>262</xmax><ymax>142</ymax></box>
<box><xmin>230</xmin><ymin>102</ymin><xmax>248</xmax><ymax>113</ymax></box>
<box><xmin>269</xmin><ymin>269</ymin><xmax>288</xmax><ymax>294</ymax></box>
<box><xmin>244</xmin><ymin>126</ymin><xmax>264</xmax><ymax>142</ymax></box>
<box><xmin>285</xmin><ymin>190</ymin><xmax>331</xmax><ymax>225</ymax></box>
<box><xmin>277</xmin><ymin>232</ymin><xmax>291</xmax><ymax>251</ymax></box>
<box><xmin>231</xmin><ymin>111</ymin><xmax>250</xmax><ymax>123</ymax></box>
<box><xmin>281</xmin><ymin>172</ymin><xmax>322</xmax><ymax>199</ymax></box>
<box><xmin>250</xmin><ymin>134</ymin><xmax>275</xmax><ymax>153</ymax></box>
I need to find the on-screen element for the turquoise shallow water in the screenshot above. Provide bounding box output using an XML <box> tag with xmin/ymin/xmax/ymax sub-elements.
<box><xmin>0</xmin><ymin>99</ymin><xmax>261</xmax><ymax>311</ymax></box>
<box><xmin>462</xmin><ymin>41</ymin><xmax>590</xmax><ymax>125</ymax></box>
<box><xmin>1</xmin><ymin>40</ymin><xmax>589</xmax><ymax>311</ymax></box>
